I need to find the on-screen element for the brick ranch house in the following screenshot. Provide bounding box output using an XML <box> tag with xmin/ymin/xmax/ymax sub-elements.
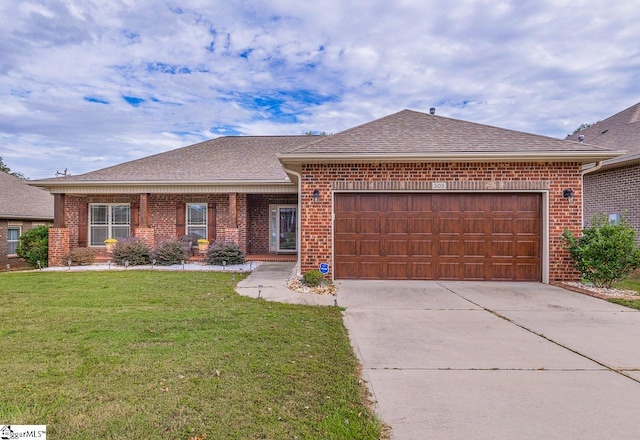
<box><xmin>566</xmin><ymin>101</ymin><xmax>640</xmax><ymax>239</ymax></box>
<box><xmin>31</xmin><ymin>109</ymin><xmax>622</xmax><ymax>282</ymax></box>
<box><xmin>1</xmin><ymin>172</ymin><xmax>53</xmax><ymax>270</ymax></box>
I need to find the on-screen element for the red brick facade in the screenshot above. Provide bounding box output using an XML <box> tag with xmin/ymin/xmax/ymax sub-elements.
<box><xmin>48</xmin><ymin>192</ymin><xmax>293</xmax><ymax>264</ymax></box>
<box><xmin>1</xmin><ymin>220</ymin><xmax>52</xmax><ymax>270</ymax></box>
<box><xmin>298</xmin><ymin>161</ymin><xmax>583</xmax><ymax>283</ymax></box>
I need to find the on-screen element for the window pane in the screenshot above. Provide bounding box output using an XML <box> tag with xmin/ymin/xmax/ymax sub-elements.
<box><xmin>187</xmin><ymin>204</ymin><xmax>207</xmax><ymax>225</ymax></box>
<box><xmin>90</xmin><ymin>227</ymin><xmax>108</xmax><ymax>246</ymax></box>
<box><xmin>112</xmin><ymin>226</ymin><xmax>130</xmax><ymax>239</ymax></box>
<box><xmin>7</xmin><ymin>227</ymin><xmax>20</xmax><ymax>254</ymax></box>
<box><xmin>187</xmin><ymin>227</ymin><xmax>206</xmax><ymax>239</ymax></box>
<box><xmin>7</xmin><ymin>228</ymin><xmax>19</xmax><ymax>241</ymax></box>
<box><xmin>90</xmin><ymin>205</ymin><xmax>108</xmax><ymax>225</ymax></box>
<box><xmin>112</xmin><ymin>205</ymin><xmax>130</xmax><ymax>225</ymax></box>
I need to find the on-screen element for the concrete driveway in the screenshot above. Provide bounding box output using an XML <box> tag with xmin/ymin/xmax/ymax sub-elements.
<box><xmin>337</xmin><ymin>281</ymin><xmax>640</xmax><ymax>440</ymax></box>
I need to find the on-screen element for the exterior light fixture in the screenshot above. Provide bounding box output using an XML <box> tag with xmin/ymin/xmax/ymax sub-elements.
<box><xmin>563</xmin><ymin>188</ymin><xmax>575</xmax><ymax>204</ymax></box>
<box><xmin>313</xmin><ymin>189</ymin><xmax>320</xmax><ymax>203</ymax></box>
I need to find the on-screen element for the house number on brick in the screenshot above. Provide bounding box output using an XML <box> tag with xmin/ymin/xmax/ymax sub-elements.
<box><xmin>432</xmin><ymin>182</ymin><xmax>447</xmax><ymax>190</ymax></box>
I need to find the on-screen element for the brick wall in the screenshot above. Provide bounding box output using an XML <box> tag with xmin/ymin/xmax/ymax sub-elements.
<box><xmin>49</xmin><ymin>227</ymin><xmax>70</xmax><ymax>267</ymax></box>
<box><xmin>50</xmin><ymin>192</ymin><xmax>288</xmax><ymax>266</ymax></box>
<box><xmin>299</xmin><ymin>161</ymin><xmax>583</xmax><ymax>283</ymax></box>
<box><xmin>1</xmin><ymin>220</ymin><xmax>52</xmax><ymax>270</ymax></box>
<box><xmin>247</xmin><ymin>194</ymin><xmax>298</xmax><ymax>254</ymax></box>
<box><xmin>583</xmin><ymin>164</ymin><xmax>640</xmax><ymax>242</ymax></box>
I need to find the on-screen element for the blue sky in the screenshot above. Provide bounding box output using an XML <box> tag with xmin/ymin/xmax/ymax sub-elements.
<box><xmin>1</xmin><ymin>0</ymin><xmax>639</xmax><ymax>179</ymax></box>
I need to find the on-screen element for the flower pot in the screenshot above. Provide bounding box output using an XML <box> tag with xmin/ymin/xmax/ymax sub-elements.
<box><xmin>198</xmin><ymin>243</ymin><xmax>208</xmax><ymax>252</ymax></box>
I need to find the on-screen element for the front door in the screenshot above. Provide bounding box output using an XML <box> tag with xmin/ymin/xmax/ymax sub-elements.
<box><xmin>269</xmin><ymin>205</ymin><xmax>297</xmax><ymax>253</ymax></box>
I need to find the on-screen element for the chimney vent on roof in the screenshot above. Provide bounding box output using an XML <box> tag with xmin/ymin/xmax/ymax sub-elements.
<box><xmin>429</xmin><ymin>107</ymin><xmax>436</xmax><ymax>115</ymax></box>
<box><xmin>578</xmin><ymin>135</ymin><xmax>584</xmax><ymax>143</ymax></box>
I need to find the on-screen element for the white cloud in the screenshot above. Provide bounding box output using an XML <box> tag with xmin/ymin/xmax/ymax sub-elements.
<box><xmin>0</xmin><ymin>0</ymin><xmax>639</xmax><ymax>178</ymax></box>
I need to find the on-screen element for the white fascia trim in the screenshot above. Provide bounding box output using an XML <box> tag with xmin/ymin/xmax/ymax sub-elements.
<box><xmin>278</xmin><ymin>151</ymin><xmax>626</xmax><ymax>164</ymax></box>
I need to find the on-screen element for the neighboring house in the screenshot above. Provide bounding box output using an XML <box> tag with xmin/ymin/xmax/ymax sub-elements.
<box><xmin>31</xmin><ymin>109</ymin><xmax>622</xmax><ymax>283</ymax></box>
<box><xmin>0</xmin><ymin>172</ymin><xmax>54</xmax><ymax>270</ymax></box>
<box><xmin>566</xmin><ymin>101</ymin><xmax>640</xmax><ymax>237</ymax></box>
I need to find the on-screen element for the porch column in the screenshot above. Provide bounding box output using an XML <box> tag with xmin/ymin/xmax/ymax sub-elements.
<box><xmin>134</xmin><ymin>193</ymin><xmax>154</xmax><ymax>248</ymax></box>
<box><xmin>54</xmin><ymin>193</ymin><xmax>65</xmax><ymax>227</ymax></box>
<box><xmin>50</xmin><ymin>193</ymin><xmax>69</xmax><ymax>266</ymax></box>
<box><xmin>139</xmin><ymin>193</ymin><xmax>150</xmax><ymax>227</ymax></box>
<box><xmin>229</xmin><ymin>193</ymin><xmax>238</xmax><ymax>228</ymax></box>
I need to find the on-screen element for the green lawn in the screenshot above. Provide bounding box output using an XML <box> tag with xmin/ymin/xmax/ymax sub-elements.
<box><xmin>611</xmin><ymin>273</ymin><xmax>640</xmax><ymax>310</ymax></box>
<box><xmin>0</xmin><ymin>271</ymin><xmax>382</xmax><ymax>439</ymax></box>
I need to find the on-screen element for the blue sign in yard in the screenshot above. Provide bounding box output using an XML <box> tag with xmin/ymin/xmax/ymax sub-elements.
<box><xmin>319</xmin><ymin>263</ymin><xmax>330</xmax><ymax>274</ymax></box>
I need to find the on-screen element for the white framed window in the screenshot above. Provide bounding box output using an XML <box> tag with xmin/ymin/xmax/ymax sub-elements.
<box><xmin>187</xmin><ymin>203</ymin><xmax>207</xmax><ymax>239</ymax></box>
<box><xmin>269</xmin><ymin>204</ymin><xmax>297</xmax><ymax>253</ymax></box>
<box><xmin>7</xmin><ymin>226</ymin><xmax>21</xmax><ymax>255</ymax></box>
<box><xmin>89</xmin><ymin>204</ymin><xmax>130</xmax><ymax>246</ymax></box>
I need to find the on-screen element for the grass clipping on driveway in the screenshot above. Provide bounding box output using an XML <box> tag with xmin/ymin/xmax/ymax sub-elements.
<box><xmin>0</xmin><ymin>271</ymin><xmax>382</xmax><ymax>439</ymax></box>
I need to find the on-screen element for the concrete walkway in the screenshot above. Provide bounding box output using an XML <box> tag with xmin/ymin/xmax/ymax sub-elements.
<box><xmin>337</xmin><ymin>280</ymin><xmax>640</xmax><ymax>440</ymax></box>
<box><xmin>235</xmin><ymin>262</ymin><xmax>336</xmax><ymax>306</ymax></box>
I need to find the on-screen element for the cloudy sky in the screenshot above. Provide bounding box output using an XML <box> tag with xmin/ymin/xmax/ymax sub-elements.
<box><xmin>1</xmin><ymin>1</ymin><xmax>639</xmax><ymax>179</ymax></box>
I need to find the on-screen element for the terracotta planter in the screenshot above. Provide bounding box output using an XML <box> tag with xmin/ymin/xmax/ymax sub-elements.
<box><xmin>198</xmin><ymin>243</ymin><xmax>208</xmax><ymax>252</ymax></box>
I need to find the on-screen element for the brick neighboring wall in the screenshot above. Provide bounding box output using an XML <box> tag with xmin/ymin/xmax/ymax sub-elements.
<box><xmin>583</xmin><ymin>164</ymin><xmax>640</xmax><ymax>242</ymax></box>
<box><xmin>1</xmin><ymin>220</ymin><xmax>52</xmax><ymax>270</ymax></box>
<box><xmin>299</xmin><ymin>161</ymin><xmax>583</xmax><ymax>283</ymax></box>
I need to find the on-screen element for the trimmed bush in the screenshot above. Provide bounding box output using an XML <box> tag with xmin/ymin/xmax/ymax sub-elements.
<box><xmin>65</xmin><ymin>247</ymin><xmax>96</xmax><ymax>266</ymax></box>
<box><xmin>205</xmin><ymin>240</ymin><xmax>245</xmax><ymax>266</ymax></box>
<box><xmin>303</xmin><ymin>269</ymin><xmax>324</xmax><ymax>287</ymax></box>
<box><xmin>16</xmin><ymin>225</ymin><xmax>49</xmax><ymax>268</ymax></box>
<box><xmin>112</xmin><ymin>236</ymin><xmax>151</xmax><ymax>266</ymax></box>
<box><xmin>152</xmin><ymin>240</ymin><xmax>189</xmax><ymax>266</ymax></box>
<box><xmin>562</xmin><ymin>213</ymin><xmax>640</xmax><ymax>288</ymax></box>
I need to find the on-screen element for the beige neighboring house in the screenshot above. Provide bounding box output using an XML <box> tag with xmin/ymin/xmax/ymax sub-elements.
<box><xmin>0</xmin><ymin>172</ymin><xmax>54</xmax><ymax>269</ymax></box>
<box><xmin>566</xmin><ymin>101</ymin><xmax>640</xmax><ymax>237</ymax></box>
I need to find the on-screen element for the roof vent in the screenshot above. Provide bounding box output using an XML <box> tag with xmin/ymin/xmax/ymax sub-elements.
<box><xmin>429</xmin><ymin>107</ymin><xmax>436</xmax><ymax>115</ymax></box>
<box><xmin>578</xmin><ymin>135</ymin><xmax>584</xmax><ymax>143</ymax></box>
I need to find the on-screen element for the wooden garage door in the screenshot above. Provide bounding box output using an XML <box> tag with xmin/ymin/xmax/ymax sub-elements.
<box><xmin>334</xmin><ymin>193</ymin><xmax>541</xmax><ymax>281</ymax></box>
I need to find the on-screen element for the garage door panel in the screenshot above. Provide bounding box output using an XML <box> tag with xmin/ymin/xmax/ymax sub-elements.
<box><xmin>410</xmin><ymin>217</ymin><xmax>433</xmax><ymax>233</ymax></box>
<box><xmin>463</xmin><ymin>240</ymin><xmax>485</xmax><ymax>257</ymax></box>
<box><xmin>491</xmin><ymin>240</ymin><xmax>514</xmax><ymax>257</ymax></box>
<box><xmin>439</xmin><ymin>217</ymin><xmax>462</xmax><ymax>234</ymax></box>
<box><xmin>387</xmin><ymin>262</ymin><xmax>410</xmax><ymax>279</ymax></box>
<box><xmin>334</xmin><ymin>193</ymin><xmax>541</xmax><ymax>281</ymax></box>
<box><xmin>411</xmin><ymin>261</ymin><xmax>434</xmax><ymax>279</ymax></box>
<box><xmin>335</xmin><ymin>239</ymin><xmax>357</xmax><ymax>256</ymax></box>
<box><xmin>359</xmin><ymin>218</ymin><xmax>380</xmax><ymax>233</ymax></box>
<box><xmin>463</xmin><ymin>262</ymin><xmax>485</xmax><ymax>280</ymax></box>
<box><xmin>410</xmin><ymin>239</ymin><xmax>433</xmax><ymax>257</ymax></box>
<box><xmin>359</xmin><ymin>240</ymin><xmax>381</xmax><ymax>256</ymax></box>
<box><xmin>387</xmin><ymin>217</ymin><xmax>409</xmax><ymax>234</ymax></box>
<box><xmin>386</xmin><ymin>240</ymin><xmax>408</xmax><ymax>257</ymax></box>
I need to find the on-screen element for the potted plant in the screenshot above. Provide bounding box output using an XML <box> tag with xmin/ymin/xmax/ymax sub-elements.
<box><xmin>197</xmin><ymin>238</ymin><xmax>209</xmax><ymax>252</ymax></box>
<box><xmin>104</xmin><ymin>238</ymin><xmax>118</xmax><ymax>252</ymax></box>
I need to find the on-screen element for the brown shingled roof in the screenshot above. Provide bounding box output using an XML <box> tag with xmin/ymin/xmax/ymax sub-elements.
<box><xmin>566</xmin><ymin>101</ymin><xmax>640</xmax><ymax>168</ymax></box>
<box><xmin>0</xmin><ymin>172</ymin><xmax>54</xmax><ymax>220</ymax></box>
<box><xmin>279</xmin><ymin>109</ymin><xmax>620</xmax><ymax>163</ymax></box>
<box><xmin>33</xmin><ymin>136</ymin><xmax>313</xmax><ymax>184</ymax></box>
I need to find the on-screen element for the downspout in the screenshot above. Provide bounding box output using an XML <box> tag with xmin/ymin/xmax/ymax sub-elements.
<box><xmin>581</xmin><ymin>161</ymin><xmax>603</xmax><ymax>176</ymax></box>
<box><xmin>281</xmin><ymin>164</ymin><xmax>302</xmax><ymax>276</ymax></box>
<box><xmin>580</xmin><ymin>161</ymin><xmax>603</xmax><ymax>228</ymax></box>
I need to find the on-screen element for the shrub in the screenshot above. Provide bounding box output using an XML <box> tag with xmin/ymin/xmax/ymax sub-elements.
<box><xmin>152</xmin><ymin>240</ymin><xmax>189</xmax><ymax>266</ymax></box>
<box><xmin>16</xmin><ymin>225</ymin><xmax>49</xmax><ymax>268</ymax></box>
<box><xmin>562</xmin><ymin>213</ymin><xmax>640</xmax><ymax>288</ymax></box>
<box><xmin>205</xmin><ymin>240</ymin><xmax>245</xmax><ymax>266</ymax></box>
<box><xmin>65</xmin><ymin>247</ymin><xmax>96</xmax><ymax>266</ymax></box>
<box><xmin>112</xmin><ymin>236</ymin><xmax>151</xmax><ymax>266</ymax></box>
<box><xmin>303</xmin><ymin>269</ymin><xmax>324</xmax><ymax>287</ymax></box>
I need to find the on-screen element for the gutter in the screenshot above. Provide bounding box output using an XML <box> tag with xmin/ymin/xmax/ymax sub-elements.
<box><xmin>581</xmin><ymin>161</ymin><xmax>603</xmax><ymax>176</ymax></box>
<box><xmin>279</xmin><ymin>164</ymin><xmax>303</xmax><ymax>276</ymax></box>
